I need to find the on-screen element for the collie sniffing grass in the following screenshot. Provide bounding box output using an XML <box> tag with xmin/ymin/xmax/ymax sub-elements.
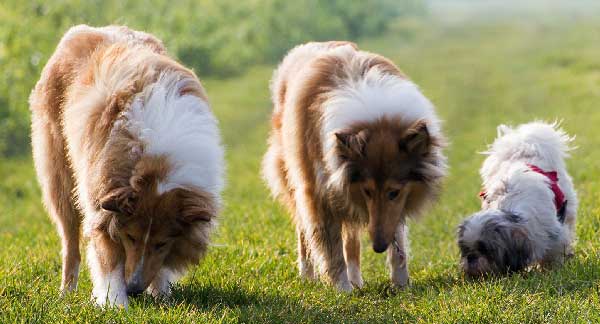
<box><xmin>262</xmin><ymin>41</ymin><xmax>447</xmax><ymax>291</ymax></box>
<box><xmin>29</xmin><ymin>25</ymin><xmax>224</xmax><ymax>307</ymax></box>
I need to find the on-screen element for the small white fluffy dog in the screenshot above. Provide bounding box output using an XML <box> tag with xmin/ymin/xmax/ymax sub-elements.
<box><xmin>457</xmin><ymin>122</ymin><xmax>577</xmax><ymax>276</ymax></box>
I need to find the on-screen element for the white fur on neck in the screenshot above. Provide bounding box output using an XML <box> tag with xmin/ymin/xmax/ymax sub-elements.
<box><xmin>124</xmin><ymin>72</ymin><xmax>225</xmax><ymax>198</ymax></box>
<box><xmin>321</xmin><ymin>69</ymin><xmax>441</xmax><ymax>156</ymax></box>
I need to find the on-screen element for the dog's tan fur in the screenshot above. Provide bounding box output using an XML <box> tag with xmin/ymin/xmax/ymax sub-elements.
<box><xmin>263</xmin><ymin>42</ymin><xmax>446</xmax><ymax>291</ymax></box>
<box><xmin>30</xmin><ymin>25</ymin><xmax>218</xmax><ymax>306</ymax></box>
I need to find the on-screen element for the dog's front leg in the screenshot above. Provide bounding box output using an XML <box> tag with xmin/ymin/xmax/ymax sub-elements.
<box><xmin>87</xmin><ymin>232</ymin><xmax>128</xmax><ymax>308</ymax></box>
<box><xmin>308</xmin><ymin>219</ymin><xmax>352</xmax><ymax>292</ymax></box>
<box><xmin>387</xmin><ymin>223</ymin><xmax>409</xmax><ymax>287</ymax></box>
<box><xmin>342</xmin><ymin>224</ymin><xmax>363</xmax><ymax>289</ymax></box>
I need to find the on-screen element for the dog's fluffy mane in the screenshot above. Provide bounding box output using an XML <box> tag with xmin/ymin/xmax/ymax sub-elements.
<box><xmin>319</xmin><ymin>46</ymin><xmax>447</xmax><ymax>217</ymax></box>
<box><xmin>122</xmin><ymin>71</ymin><xmax>224</xmax><ymax>197</ymax></box>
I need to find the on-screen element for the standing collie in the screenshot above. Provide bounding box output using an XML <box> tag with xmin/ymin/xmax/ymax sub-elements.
<box><xmin>30</xmin><ymin>25</ymin><xmax>224</xmax><ymax>307</ymax></box>
<box><xmin>262</xmin><ymin>42</ymin><xmax>447</xmax><ymax>291</ymax></box>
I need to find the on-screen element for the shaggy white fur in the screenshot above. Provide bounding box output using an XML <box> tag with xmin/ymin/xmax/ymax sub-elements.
<box><xmin>459</xmin><ymin>121</ymin><xmax>577</xmax><ymax>273</ymax></box>
<box><xmin>125</xmin><ymin>72</ymin><xmax>225</xmax><ymax>198</ymax></box>
<box><xmin>480</xmin><ymin>122</ymin><xmax>577</xmax><ymax>224</ymax></box>
<box><xmin>321</xmin><ymin>69</ymin><xmax>441</xmax><ymax>158</ymax></box>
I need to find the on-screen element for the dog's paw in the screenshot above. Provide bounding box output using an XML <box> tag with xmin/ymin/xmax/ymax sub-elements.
<box><xmin>93</xmin><ymin>288</ymin><xmax>129</xmax><ymax>309</ymax></box>
<box><xmin>335</xmin><ymin>279</ymin><xmax>354</xmax><ymax>293</ymax></box>
<box><xmin>60</xmin><ymin>262</ymin><xmax>80</xmax><ymax>296</ymax></box>
<box><xmin>392</xmin><ymin>277</ymin><xmax>410</xmax><ymax>289</ymax></box>
<box><xmin>391</xmin><ymin>266</ymin><xmax>410</xmax><ymax>288</ymax></box>
<box><xmin>299</xmin><ymin>260</ymin><xmax>317</xmax><ymax>281</ymax></box>
<box><xmin>334</xmin><ymin>272</ymin><xmax>353</xmax><ymax>293</ymax></box>
<box><xmin>59</xmin><ymin>280</ymin><xmax>78</xmax><ymax>297</ymax></box>
<box><xmin>146</xmin><ymin>281</ymin><xmax>172</xmax><ymax>299</ymax></box>
<box><xmin>347</xmin><ymin>263</ymin><xmax>364</xmax><ymax>289</ymax></box>
<box><xmin>350</xmin><ymin>276</ymin><xmax>364</xmax><ymax>289</ymax></box>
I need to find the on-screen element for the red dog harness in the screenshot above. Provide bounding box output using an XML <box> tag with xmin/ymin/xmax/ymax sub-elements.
<box><xmin>479</xmin><ymin>164</ymin><xmax>567</xmax><ymax>222</ymax></box>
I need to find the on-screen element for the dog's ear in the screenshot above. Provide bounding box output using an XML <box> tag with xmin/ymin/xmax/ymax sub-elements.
<box><xmin>403</xmin><ymin>120</ymin><xmax>430</xmax><ymax>155</ymax></box>
<box><xmin>175</xmin><ymin>188</ymin><xmax>216</xmax><ymax>225</ymax></box>
<box><xmin>456</xmin><ymin>222</ymin><xmax>467</xmax><ymax>238</ymax></box>
<box><xmin>504</xmin><ymin>213</ymin><xmax>523</xmax><ymax>224</ymax></box>
<box><xmin>100</xmin><ymin>186</ymin><xmax>137</xmax><ymax>215</ymax></box>
<box><xmin>335</xmin><ymin>129</ymin><xmax>369</xmax><ymax>158</ymax></box>
<box><xmin>507</xmin><ymin>226</ymin><xmax>531</xmax><ymax>272</ymax></box>
<box><xmin>497</xmin><ymin>124</ymin><xmax>512</xmax><ymax>137</ymax></box>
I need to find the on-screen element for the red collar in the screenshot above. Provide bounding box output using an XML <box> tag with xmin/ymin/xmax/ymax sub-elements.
<box><xmin>479</xmin><ymin>164</ymin><xmax>567</xmax><ymax>220</ymax></box>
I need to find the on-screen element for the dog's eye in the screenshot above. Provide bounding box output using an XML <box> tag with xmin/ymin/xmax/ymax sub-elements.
<box><xmin>363</xmin><ymin>188</ymin><xmax>372</xmax><ymax>198</ymax></box>
<box><xmin>154</xmin><ymin>242</ymin><xmax>167</xmax><ymax>250</ymax></box>
<box><xmin>477</xmin><ymin>241</ymin><xmax>489</xmax><ymax>255</ymax></box>
<box><xmin>387</xmin><ymin>190</ymin><xmax>400</xmax><ymax>201</ymax></box>
<box><xmin>407</xmin><ymin>172</ymin><xmax>424</xmax><ymax>182</ymax></box>
<box><xmin>126</xmin><ymin>234</ymin><xmax>136</xmax><ymax>243</ymax></box>
<box><xmin>349</xmin><ymin>170</ymin><xmax>361</xmax><ymax>183</ymax></box>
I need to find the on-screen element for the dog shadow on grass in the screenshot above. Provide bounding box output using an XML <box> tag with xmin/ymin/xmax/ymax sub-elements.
<box><xmin>353</xmin><ymin>254</ymin><xmax>600</xmax><ymax>301</ymax></box>
<box><xmin>403</xmin><ymin>256</ymin><xmax>600</xmax><ymax>298</ymax></box>
<box><xmin>149</xmin><ymin>283</ymin><xmax>353</xmax><ymax>322</ymax></box>
<box><xmin>129</xmin><ymin>256</ymin><xmax>599</xmax><ymax>320</ymax></box>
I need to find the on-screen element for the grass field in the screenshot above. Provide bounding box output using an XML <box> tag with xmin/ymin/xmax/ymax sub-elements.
<box><xmin>2</xmin><ymin>2</ymin><xmax>600</xmax><ymax>323</ymax></box>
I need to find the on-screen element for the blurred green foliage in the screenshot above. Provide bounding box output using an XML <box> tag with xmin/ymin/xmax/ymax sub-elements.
<box><xmin>0</xmin><ymin>0</ymin><xmax>424</xmax><ymax>157</ymax></box>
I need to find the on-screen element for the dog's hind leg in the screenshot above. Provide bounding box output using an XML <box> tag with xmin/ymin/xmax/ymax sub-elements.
<box><xmin>31</xmin><ymin>113</ymin><xmax>81</xmax><ymax>293</ymax></box>
<box><xmin>296</xmin><ymin>225</ymin><xmax>316</xmax><ymax>280</ymax></box>
<box><xmin>342</xmin><ymin>224</ymin><xmax>363</xmax><ymax>288</ymax></box>
<box><xmin>387</xmin><ymin>223</ymin><xmax>409</xmax><ymax>287</ymax></box>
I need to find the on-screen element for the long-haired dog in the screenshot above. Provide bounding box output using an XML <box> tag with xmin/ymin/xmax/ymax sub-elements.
<box><xmin>457</xmin><ymin>122</ymin><xmax>577</xmax><ymax>276</ymax></box>
<box><xmin>30</xmin><ymin>25</ymin><xmax>224</xmax><ymax>307</ymax></box>
<box><xmin>262</xmin><ymin>42</ymin><xmax>447</xmax><ymax>291</ymax></box>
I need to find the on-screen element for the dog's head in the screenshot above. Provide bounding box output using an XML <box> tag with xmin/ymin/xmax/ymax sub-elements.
<box><xmin>100</xmin><ymin>170</ymin><xmax>215</xmax><ymax>296</ymax></box>
<box><xmin>334</xmin><ymin>119</ymin><xmax>443</xmax><ymax>253</ymax></box>
<box><xmin>457</xmin><ymin>209</ymin><xmax>532</xmax><ymax>276</ymax></box>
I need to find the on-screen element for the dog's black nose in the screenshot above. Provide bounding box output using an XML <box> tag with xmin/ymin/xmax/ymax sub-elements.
<box><xmin>127</xmin><ymin>286</ymin><xmax>145</xmax><ymax>296</ymax></box>
<box><xmin>372</xmin><ymin>241</ymin><xmax>389</xmax><ymax>253</ymax></box>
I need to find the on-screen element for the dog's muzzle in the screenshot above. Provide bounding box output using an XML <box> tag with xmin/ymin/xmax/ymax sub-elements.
<box><xmin>127</xmin><ymin>265</ymin><xmax>146</xmax><ymax>296</ymax></box>
<box><xmin>127</xmin><ymin>285</ymin><xmax>145</xmax><ymax>296</ymax></box>
<box><xmin>463</xmin><ymin>256</ymin><xmax>489</xmax><ymax>277</ymax></box>
<box><xmin>372</xmin><ymin>239</ymin><xmax>389</xmax><ymax>253</ymax></box>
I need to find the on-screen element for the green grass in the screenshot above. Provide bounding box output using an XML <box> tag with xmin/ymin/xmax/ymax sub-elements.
<box><xmin>3</xmin><ymin>4</ymin><xmax>600</xmax><ymax>323</ymax></box>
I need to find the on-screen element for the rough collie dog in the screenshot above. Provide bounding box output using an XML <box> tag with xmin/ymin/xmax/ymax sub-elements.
<box><xmin>457</xmin><ymin>122</ymin><xmax>577</xmax><ymax>276</ymax></box>
<box><xmin>29</xmin><ymin>25</ymin><xmax>224</xmax><ymax>307</ymax></box>
<box><xmin>262</xmin><ymin>42</ymin><xmax>447</xmax><ymax>291</ymax></box>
